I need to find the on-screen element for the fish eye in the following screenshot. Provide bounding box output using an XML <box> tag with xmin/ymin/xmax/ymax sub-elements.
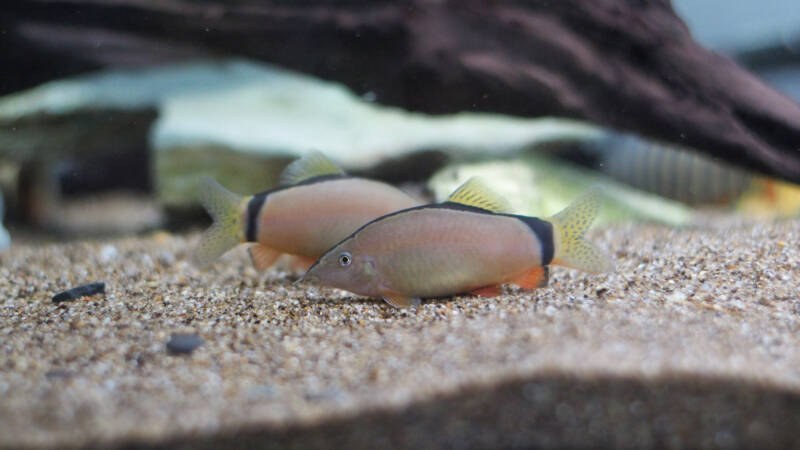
<box><xmin>338</xmin><ymin>252</ymin><xmax>352</xmax><ymax>267</ymax></box>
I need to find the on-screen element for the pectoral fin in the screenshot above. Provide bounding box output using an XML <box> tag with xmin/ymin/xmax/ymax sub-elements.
<box><xmin>381</xmin><ymin>292</ymin><xmax>421</xmax><ymax>309</ymax></box>
<box><xmin>469</xmin><ymin>285</ymin><xmax>503</xmax><ymax>297</ymax></box>
<box><xmin>511</xmin><ymin>266</ymin><xmax>550</xmax><ymax>289</ymax></box>
<box><xmin>248</xmin><ymin>244</ymin><xmax>282</xmax><ymax>270</ymax></box>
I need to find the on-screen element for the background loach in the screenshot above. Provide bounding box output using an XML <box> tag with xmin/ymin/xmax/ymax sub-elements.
<box><xmin>1</xmin><ymin>0</ymin><xmax>800</xmax><ymax>448</ymax></box>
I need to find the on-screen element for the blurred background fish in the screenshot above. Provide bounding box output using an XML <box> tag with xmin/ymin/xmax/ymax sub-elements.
<box><xmin>568</xmin><ymin>133</ymin><xmax>800</xmax><ymax>217</ymax></box>
<box><xmin>195</xmin><ymin>152</ymin><xmax>421</xmax><ymax>270</ymax></box>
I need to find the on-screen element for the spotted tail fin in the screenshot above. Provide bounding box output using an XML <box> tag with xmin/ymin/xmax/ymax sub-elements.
<box><xmin>549</xmin><ymin>188</ymin><xmax>613</xmax><ymax>273</ymax></box>
<box><xmin>194</xmin><ymin>177</ymin><xmax>248</xmax><ymax>266</ymax></box>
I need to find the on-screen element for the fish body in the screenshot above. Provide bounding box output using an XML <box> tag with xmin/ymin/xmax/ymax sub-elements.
<box><xmin>576</xmin><ymin>133</ymin><xmax>800</xmax><ymax>216</ymax></box>
<box><xmin>248</xmin><ymin>176</ymin><xmax>421</xmax><ymax>260</ymax></box>
<box><xmin>304</xmin><ymin>178</ymin><xmax>612</xmax><ymax>308</ymax></box>
<box><xmin>194</xmin><ymin>152</ymin><xmax>420</xmax><ymax>269</ymax></box>
<box><xmin>333</xmin><ymin>203</ymin><xmax>550</xmax><ymax>299</ymax></box>
<box><xmin>580</xmin><ymin>134</ymin><xmax>753</xmax><ymax>205</ymax></box>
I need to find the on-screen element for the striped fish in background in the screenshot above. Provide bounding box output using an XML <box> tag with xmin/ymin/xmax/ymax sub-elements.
<box><xmin>588</xmin><ymin>134</ymin><xmax>753</xmax><ymax>206</ymax></box>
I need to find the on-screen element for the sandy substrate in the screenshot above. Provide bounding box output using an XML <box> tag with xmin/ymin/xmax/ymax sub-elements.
<box><xmin>2</xmin><ymin>220</ymin><xmax>800</xmax><ymax>448</ymax></box>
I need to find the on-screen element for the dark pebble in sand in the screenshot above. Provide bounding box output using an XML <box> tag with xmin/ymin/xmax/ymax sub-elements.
<box><xmin>166</xmin><ymin>333</ymin><xmax>204</xmax><ymax>355</ymax></box>
<box><xmin>45</xmin><ymin>369</ymin><xmax>74</xmax><ymax>379</ymax></box>
<box><xmin>51</xmin><ymin>282</ymin><xmax>105</xmax><ymax>303</ymax></box>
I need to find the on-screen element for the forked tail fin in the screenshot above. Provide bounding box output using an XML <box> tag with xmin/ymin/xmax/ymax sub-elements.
<box><xmin>194</xmin><ymin>176</ymin><xmax>247</xmax><ymax>266</ymax></box>
<box><xmin>549</xmin><ymin>188</ymin><xmax>613</xmax><ymax>273</ymax></box>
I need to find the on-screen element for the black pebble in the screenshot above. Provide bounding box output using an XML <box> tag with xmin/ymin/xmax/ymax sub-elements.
<box><xmin>52</xmin><ymin>282</ymin><xmax>105</xmax><ymax>303</ymax></box>
<box><xmin>45</xmin><ymin>369</ymin><xmax>74</xmax><ymax>379</ymax></box>
<box><xmin>166</xmin><ymin>333</ymin><xmax>204</xmax><ymax>355</ymax></box>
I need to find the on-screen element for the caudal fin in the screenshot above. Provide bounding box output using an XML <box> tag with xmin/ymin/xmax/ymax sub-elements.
<box><xmin>550</xmin><ymin>188</ymin><xmax>613</xmax><ymax>273</ymax></box>
<box><xmin>194</xmin><ymin>177</ymin><xmax>247</xmax><ymax>266</ymax></box>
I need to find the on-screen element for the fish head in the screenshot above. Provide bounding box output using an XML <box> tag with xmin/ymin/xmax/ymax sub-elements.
<box><xmin>302</xmin><ymin>238</ymin><xmax>379</xmax><ymax>296</ymax></box>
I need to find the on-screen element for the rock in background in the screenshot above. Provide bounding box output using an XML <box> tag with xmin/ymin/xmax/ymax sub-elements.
<box><xmin>3</xmin><ymin>0</ymin><xmax>800</xmax><ymax>184</ymax></box>
<box><xmin>0</xmin><ymin>69</ymin><xmax>163</xmax><ymax>233</ymax></box>
<box><xmin>0</xmin><ymin>59</ymin><xmax>606</xmax><ymax>213</ymax></box>
<box><xmin>149</xmin><ymin>60</ymin><xmax>605</xmax><ymax>207</ymax></box>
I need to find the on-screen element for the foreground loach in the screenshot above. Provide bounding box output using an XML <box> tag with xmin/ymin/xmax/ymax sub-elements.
<box><xmin>303</xmin><ymin>178</ymin><xmax>612</xmax><ymax>308</ymax></box>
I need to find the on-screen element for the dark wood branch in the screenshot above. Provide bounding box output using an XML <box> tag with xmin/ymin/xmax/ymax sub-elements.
<box><xmin>4</xmin><ymin>0</ymin><xmax>800</xmax><ymax>182</ymax></box>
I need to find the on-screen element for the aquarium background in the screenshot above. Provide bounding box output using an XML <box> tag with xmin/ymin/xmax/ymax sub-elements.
<box><xmin>1</xmin><ymin>1</ymin><xmax>800</xmax><ymax>448</ymax></box>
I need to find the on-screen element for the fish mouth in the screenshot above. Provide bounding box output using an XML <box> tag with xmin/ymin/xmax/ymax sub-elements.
<box><xmin>295</xmin><ymin>273</ymin><xmax>319</xmax><ymax>285</ymax></box>
<box><xmin>297</xmin><ymin>255</ymin><xmax>326</xmax><ymax>285</ymax></box>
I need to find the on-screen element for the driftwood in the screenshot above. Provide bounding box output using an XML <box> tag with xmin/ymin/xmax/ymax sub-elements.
<box><xmin>3</xmin><ymin>0</ymin><xmax>800</xmax><ymax>182</ymax></box>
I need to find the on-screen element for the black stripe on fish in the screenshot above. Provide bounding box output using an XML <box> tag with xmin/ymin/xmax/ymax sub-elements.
<box><xmin>290</xmin><ymin>174</ymin><xmax>350</xmax><ymax>187</ymax></box>
<box><xmin>654</xmin><ymin>142</ymin><xmax>665</xmax><ymax>196</ymax></box>
<box><xmin>410</xmin><ymin>203</ymin><xmax>556</xmax><ymax>264</ymax></box>
<box><xmin>262</xmin><ymin>174</ymin><xmax>350</xmax><ymax>195</ymax></box>
<box><xmin>393</xmin><ymin>203</ymin><xmax>555</xmax><ymax>265</ymax></box>
<box><xmin>648</xmin><ymin>143</ymin><xmax>658</xmax><ymax>194</ymax></box>
<box><xmin>245</xmin><ymin>174</ymin><xmax>352</xmax><ymax>242</ymax></box>
<box><xmin>517</xmin><ymin>217</ymin><xmax>554</xmax><ymax>265</ymax></box>
<box><xmin>245</xmin><ymin>193</ymin><xmax>267</xmax><ymax>242</ymax></box>
<box><xmin>249</xmin><ymin>174</ymin><xmax>353</xmax><ymax>199</ymax></box>
<box><xmin>309</xmin><ymin>198</ymin><xmax>560</xmax><ymax>276</ymax></box>
<box><xmin>354</xmin><ymin>200</ymin><xmax>558</xmax><ymax>262</ymax></box>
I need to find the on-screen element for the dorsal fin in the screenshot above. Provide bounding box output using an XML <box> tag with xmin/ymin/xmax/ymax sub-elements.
<box><xmin>279</xmin><ymin>151</ymin><xmax>345</xmax><ymax>186</ymax></box>
<box><xmin>445</xmin><ymin>177</ymin><xmax>512</xmax><ymax>213</ymax></box>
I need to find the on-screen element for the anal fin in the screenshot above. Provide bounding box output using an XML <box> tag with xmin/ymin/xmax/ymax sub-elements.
<box><xmin>381</xmin><ymin>292</ymin><xmax>421</xmax><ymax>309</ymax></box>
<box><xmin>511</xmin><ymin>266</ymin><xmax>550</xmax><ymax>290</ymax></box>
<box><xmin>469</xmin><ymin>285</ymin><xmax>503</xmax><ymax>297</ymax></box>
<box><xmin>248</xmin><ymin>244</ymin><xmax>282</xmax><ymax>270</ymax></box>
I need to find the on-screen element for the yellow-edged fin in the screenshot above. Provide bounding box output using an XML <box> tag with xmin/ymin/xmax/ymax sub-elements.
<box><xmin>194</xmin><ymin>176</ymin><xmax>249</xmax><ymax>266</ymax></box>
<box><xmin>549</xmin><ymin>188</ymin><xmax>613</xmax><ymax>273</ymax></box>
<box><xmin>279</xmin><ymin>151</ymin><xmax>345</xmax><ymax>186</ymax></box>
<box><xmin>446</xmin><ymin>177</ymin><xmax>513</xmax><ymax>213</ymax></box>
<box><xmin>248</xmin><ymin>244</ymin><xmax>281</xmax><ymax>271</ymax></box>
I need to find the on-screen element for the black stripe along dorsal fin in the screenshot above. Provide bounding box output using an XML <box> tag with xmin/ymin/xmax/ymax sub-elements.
<box><xmin>445</xmin><ymin>177</ymin><xmax>513</xmax><ymax>214</ymax></box>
